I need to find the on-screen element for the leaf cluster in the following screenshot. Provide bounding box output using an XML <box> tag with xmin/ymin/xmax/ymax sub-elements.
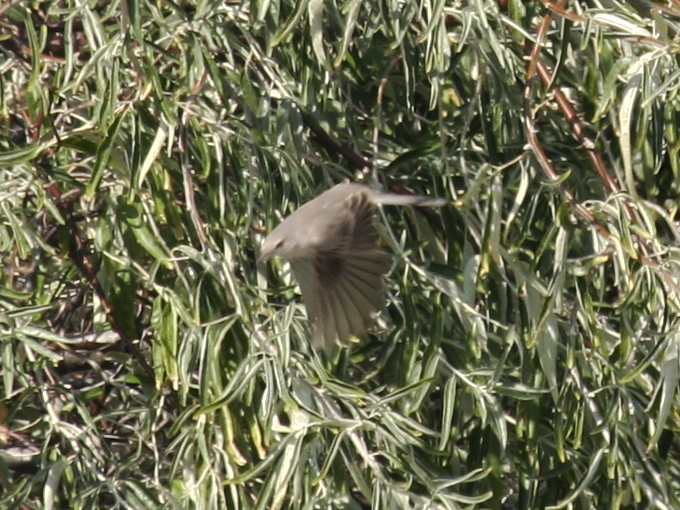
<box><xmin>2</xmin><ymin>1</ymin><xmax>680</xmax><ymax>509</ymax></box>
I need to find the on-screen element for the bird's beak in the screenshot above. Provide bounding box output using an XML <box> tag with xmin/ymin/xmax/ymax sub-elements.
<box><xmin>258</xmin><ymin>250</ymin><xmax>272</xmax><ymax>264</ymax></box>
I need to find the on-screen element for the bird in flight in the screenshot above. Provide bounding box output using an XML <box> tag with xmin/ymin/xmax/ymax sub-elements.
<box><xmin>260</xmin><ymin>183</ymin><xmax>445</xmax><ymax>350</ymax></box>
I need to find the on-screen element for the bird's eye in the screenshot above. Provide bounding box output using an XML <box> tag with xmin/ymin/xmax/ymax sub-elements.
<box><xmin>276</xmin><ymin>239</ymin><xmax>285</xmax><ymax>249</ymax></box>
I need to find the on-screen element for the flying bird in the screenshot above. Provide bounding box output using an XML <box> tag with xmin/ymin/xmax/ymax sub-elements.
<box><xmin>260</xmin><ymin>182</ymin><xmax>445</xmax><ymax>350</ymax></box>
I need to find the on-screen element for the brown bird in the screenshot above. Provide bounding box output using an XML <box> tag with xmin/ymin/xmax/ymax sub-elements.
<box><xmin>260</xmin><ymin>183</ymin><xmax>445</xmax><ymax>350</ymax></box>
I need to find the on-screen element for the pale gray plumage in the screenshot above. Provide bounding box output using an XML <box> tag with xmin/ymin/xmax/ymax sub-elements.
<box><xmin>260</xmin><ymin>183</ymin><xmax>445</xmax><ymax>350</ymax></box>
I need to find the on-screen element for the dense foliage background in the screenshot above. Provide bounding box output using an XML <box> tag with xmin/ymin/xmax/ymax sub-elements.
<box><xmin>2</xmin><ymin>0</ymin><xmax>680</xmax><ymax>508</ymax></box>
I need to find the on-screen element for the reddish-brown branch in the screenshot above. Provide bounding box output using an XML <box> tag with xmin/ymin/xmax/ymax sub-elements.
<box><xmin>523</xmin><ymin>0</ymin><xmax>612</xmax><ymax>237</ymax></box>
<box><xmin>534</xmin><ymin>60</ymin><xmax>621</xmax><ymax>194</ymax></box>
<box><xmin>521</xmin><ymin>1</ymin><xmax>680</xmax><ymax>294</ymax></box>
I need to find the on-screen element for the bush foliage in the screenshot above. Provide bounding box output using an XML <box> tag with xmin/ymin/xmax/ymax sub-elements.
<box><xmin>2</xmin><ymin>0</ymin><xmax>680</xmax><ymax>508</ymax></box>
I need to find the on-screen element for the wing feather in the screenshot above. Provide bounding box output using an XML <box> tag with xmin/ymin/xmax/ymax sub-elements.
<box><xmin>289</xmin><ymin>188</ymin><xmax>392</xmax><ymax>349</ymax></box>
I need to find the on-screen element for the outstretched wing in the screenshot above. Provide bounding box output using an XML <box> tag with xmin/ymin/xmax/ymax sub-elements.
<box><xmin>290</xmin><ymin>191</ymin><xmax>390</xmax><ymax>350</ymax></box>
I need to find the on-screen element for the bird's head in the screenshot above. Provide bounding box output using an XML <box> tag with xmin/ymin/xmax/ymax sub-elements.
<box><xmin>259</xmin><ymin>223</ymin><xmax>309</xmax><ymax>262</ymax></box>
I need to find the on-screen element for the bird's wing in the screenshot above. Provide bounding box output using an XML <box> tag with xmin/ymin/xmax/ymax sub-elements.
<box><xmin>292</xmin><ymin>191</ymin><xmax>390</xmax><ymax>349</ymax></box>
<box><xmin>289</xmin><ymin>258</ymin><xmax>325</xmax><ymax>345</ymax></box>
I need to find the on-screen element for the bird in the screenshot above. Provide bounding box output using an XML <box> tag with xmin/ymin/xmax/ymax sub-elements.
<box><xmin>259</xmin><ymin>182</ymin><xmax>446</xmax><ymax>350</ymax></box>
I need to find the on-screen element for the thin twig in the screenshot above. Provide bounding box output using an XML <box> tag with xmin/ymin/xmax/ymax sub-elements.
<box><xmin>64</xmin><ymin>204</ymin><xmax>154</xmax><ymax>377</ymax></box>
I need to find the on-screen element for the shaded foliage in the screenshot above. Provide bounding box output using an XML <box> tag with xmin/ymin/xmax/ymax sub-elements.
<box><xmin>2</xmin><ymin>0</ymin><xmax>680</xmax><ymax>509</ymax></box>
